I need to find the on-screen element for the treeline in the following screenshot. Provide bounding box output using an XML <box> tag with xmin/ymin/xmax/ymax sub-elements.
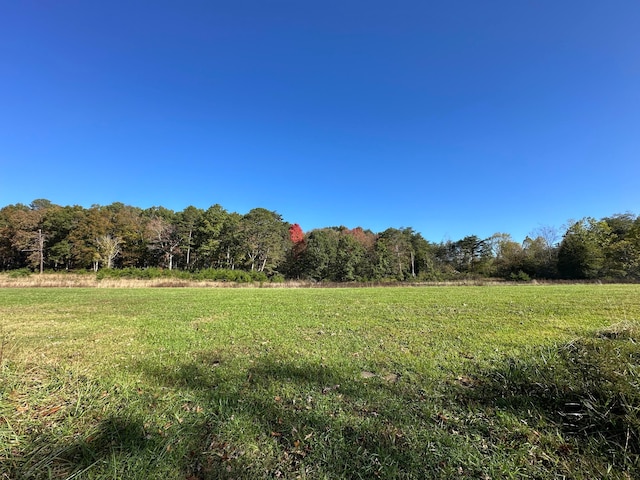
<box><xmin>1</xmin><ymin>199</ymin><xmax>639</xmax><ymax>282</ymax></box>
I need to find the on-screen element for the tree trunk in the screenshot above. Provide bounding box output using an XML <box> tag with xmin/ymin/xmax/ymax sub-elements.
<box><xmin>38</xmin><ymin>229</ymin><xmax>44</xmax><ymax>274</ymax></box>
<box><xmin>410</xmin><ymin>251</ymin><xmax>415</xmax><ymax>277</ymax></box>
<box><xmin>186</xmin><ymin>229</ymin><xmax>192</xmax><ymax>266</ymax></box>
<box><xmin>248</xmin><ymin>251</ymin><xmax>257</xmax><ymax>271</ymax></box>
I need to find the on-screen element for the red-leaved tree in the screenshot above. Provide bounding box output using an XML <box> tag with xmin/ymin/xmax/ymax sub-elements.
<box><xmin>288</xmin><ymin>223</ymin><xmax>306</xmax><ymax>265</ymax></box>
<box><xmin>289</xmin><ymin>223</ymin><xmax>304</xmax><ymax>244</ymax></box>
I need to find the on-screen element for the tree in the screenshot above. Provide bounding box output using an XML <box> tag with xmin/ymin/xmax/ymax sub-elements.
<box><xmin>289</xmin><ymin>224</ymin><xmax>304</xmax><ymax>244</ymax></box>
<box><xmin>68</xmin><ymin>206</ymin><xmax>111</xmax><ymax>270</ymax></box>
<box><xmin>624</xmin><ymin>217</ymin><xmax>640</xmax><ymax>278</ymax></box>
<box><xmin>299</xmin><ymin>229</ymin><xmax>340</xmax><ymax>280</ymax></box>
<box><xmin>176</xmin><ymin>206</ymin><xmax>203</xmax><ymax>269</ymax></box>
<box><xmin>239</xmin><ymin>208</ymin><xmax>288</xmax><ymax>273</ymax></box>
<box><xmin>521</xmin><ymin>236</ymin><xmax>547</xmax><ymax>278</ymax></box>
<box><xmin>194</xmin><ymin>204</ymin><xmax>228</xmax><ymax>269</ymax></box>
<box><xmin>600</xmin><ymin>213</ymin><xmax>639</xmax><ymax>278</ymax></box>
<box><xmin>95</xmin><ymin>234</ymin><xmax>121</xmax><ymax>269</ymax></box>
<box><xmin>105</xmin><ymin>203</ymin><xmax>147</xmax><ymax>268</ymax></box>
<box><xmin>3</xmin><ymin>203</ymin><xmax>47</xmax><ymax>272</ymax></box>
<box><xmin>602</xmin><ymin>213</ymin><xmax>636</xmax><ymax>238</ymax></box>
<box><xmin>558</xmin><ymin>218</ymin><xmax>610</xmax><ymax>279</ymax></box>
<box><xmin>375</xmin><ymin>228</ymin><xmax>415</xmax><ymax>279</ymax></box>
<box><xmin>333</xmin><ymin>233</ymin><xmax>366</xmax><ymax>281</ymax></box>
<box><xmin>454</xmin><ymin>235</ymin><xmax>490</xmax><ymax>274</ymax></box>
<box><xmin>525</xmin><ymin>225</ymin><xmax>561</xmax><ymax>278</ymax></box>
<box><xmin>42</xmin><ymin>205</ymin><xmax>82</xmax><ymax>270</ymax></box>
<box><xmin>146</xmin><ymin>216</ymin><xmax>181</xmax><ymax>270</ymax></box>
<box><xmin>345</xmin><ymin>227</ymin><xmax>377</xmax><ymax>279</ymax></box>
<box><xmin>218</xmin><ymin>212</ymin><xmax>243</xmax><ymax>270</ymax></box>
<box><xmin>19</xmin><ymin>228</ymin><xmax>47</xmax><ymax>274</ymax></box>
<box><xmin>487</xmin><ymin>233</ymin><xmax>524</xmax><ymax>278</ymax></box>
<box><xmin>282</xmin><ymin>223</ymin><xmax>307</xmax><ymax>279</ymax></box>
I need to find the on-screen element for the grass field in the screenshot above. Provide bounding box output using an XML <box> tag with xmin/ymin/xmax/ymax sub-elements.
<box><xmin>1</xmin><ymin>285</ymin><xmax>639</xmax><ymax>479</ymax></box>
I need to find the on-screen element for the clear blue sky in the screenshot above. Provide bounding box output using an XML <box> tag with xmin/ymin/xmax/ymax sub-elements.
<box><xmin>1</xmin><ymin>1</ymin><xmax>639</xmax><ymax>243</ymax></box>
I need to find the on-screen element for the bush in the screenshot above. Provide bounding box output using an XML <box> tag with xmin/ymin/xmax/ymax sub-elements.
<box><xmin>97</xmin><ymin>267</ymin><xmax>173</xmax><ymax>280</ymax></box>
<box><xmin>95</xmin><ymin>267</ymin><xmax>273</xmax><ymax>283</ymax></box>
<box><xmin>8</xmin><ymin>268</ymin><xmax>32</xmax><ymax>278</ymax></box>
<box><xmin>510</xmin><ymin>270</ymin><xmax>531</xmax><ymax>282</ymax></box>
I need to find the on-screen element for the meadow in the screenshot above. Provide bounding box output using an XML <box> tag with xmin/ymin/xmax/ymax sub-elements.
<box><xmin>1</xmin><ymin>284</ymin><xmax>639</xmax><ymax>479</ymax></box>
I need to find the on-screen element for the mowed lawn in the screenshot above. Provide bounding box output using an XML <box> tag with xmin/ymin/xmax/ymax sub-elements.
<box><xmin>1</xmin><ymin>285</ymin><xmax>639</xmax><ymax>479</ymax></box>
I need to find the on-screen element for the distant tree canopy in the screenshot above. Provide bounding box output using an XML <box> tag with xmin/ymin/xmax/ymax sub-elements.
<box><xmin>0</xmin><ymin>200</ymin><xmax>638</xmax><ymax>281</ymax></box>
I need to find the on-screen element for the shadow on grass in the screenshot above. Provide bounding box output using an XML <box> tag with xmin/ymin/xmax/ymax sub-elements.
<box><xmin>10</xmin><ymin>323</ymin><xmax>639</xmax><ymax>479</ymax></box>
<box><xmin>139</xmin><ymin>356</ymin><xmax>427</xmax><ymax>479</ymax></box>
<box><xmin>455</xmin><ymin>322</ymin><xmax>640</xmax><ymax>475</ymax></box>
<box><xmin>9</xmin><ymin>354</ymin><xmax>440</xmax><ymax>479</ymax></box>
<box><xmin>14</xmin><ymin>414</ymin><xmax>157</xmax><ymax>480</ymax></box>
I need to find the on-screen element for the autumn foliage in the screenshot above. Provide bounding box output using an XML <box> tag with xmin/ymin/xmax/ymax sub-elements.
<box><xmin>289</xmin><ymin>223</ymin><xmax>304</xmax><ymax>244</ymax></box>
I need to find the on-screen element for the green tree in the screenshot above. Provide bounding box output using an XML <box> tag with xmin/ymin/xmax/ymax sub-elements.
<box><xmin>344</xmin><ymin>227</ymin><xmax>377</xmax><ymax>280</ymax></box>
<box><xmin>67</xmin><ymin>206</ymin><xmax>109</xmax><ymax>270</ymax></box>
<box><xmin>194</xmin><ymin>204</ymin><xmax>228</xmax><ymax>268</ymax></box>
<box><xmin>521</xmin><ymin>236</ymin><xmax>550</xmax><ymax>278</ymax></box>
<box><xmin>333</xmin><ymin>233</ymin><xmax>366</xmax><ymax>281</ymax></box>
<box><xmin>42</xmin><ymin>205</ymin><xmax>82</xmax><ymax>270</ymax></box>
<box><xmin>218</xmin><ymin>212</ymin><xmax>244</xmax><ymax>270</ymax></box>
<box><xmin>67</xmin><ymin>204</ymin><xmax>142</xmax><ymax>271</ymax></box>
<box><xmin>600</xmin><ymin>213</ymin><xmax>639</xmax><ymax>278</ymax></box>
<box><xmin>176</xmin><ymin>206</ymin><xmax>203</xmax><ymax>269</ymax></box>
<box><xmin>487</xmin><ymin>233</ymin><xmax>523</xmax><ymax>278</ymax></box>
<box><xmin>410</xmin><ymin>231</ymin><xmax>438</xmax><ymax>279</ymax></box>
<box><xmin>240</xmin><ymin>208</ymin><xmax>288</xmax><ymax>273</ymax></box>
<box><xmin>375</xmin><ymin>228</ymin><xmax>416</xmax><ymax>279</ymax></box>
<box><xmin>299</xmin><ymin>229</ymin><xmax>340</xmax><ymax>281</ymax></box>
<box><xmin>455</xmin><ymin>235</ymin><xmax>491</xmax><ymax>274</ymax></box>
<box><xmin>558</xmin><ymin>218</ymin><xmax>611</xmax><ymax>279</ymax></box>
<box><xmin>106</xmin><ymin>203</ymin><xmax>147</xmax><ymax>268</ymax></box>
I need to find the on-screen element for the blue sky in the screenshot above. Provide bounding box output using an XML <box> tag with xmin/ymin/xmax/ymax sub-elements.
<box><xmin>1</xmin><ymin>1</ymin><xmax>639</xmax><ymax>243</ymax></box>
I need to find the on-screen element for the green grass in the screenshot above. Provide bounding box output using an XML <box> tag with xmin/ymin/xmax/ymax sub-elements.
<box><xmin>1</xmin><ymin>285</ymin><xmax>639</xmax><ymax>479</ymax></box>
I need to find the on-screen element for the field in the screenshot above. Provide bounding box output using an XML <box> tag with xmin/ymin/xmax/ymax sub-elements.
<box><xmin>1</xmin><ymin>285</ymin><xmax>639</xmax><ymax>479</ymax></box>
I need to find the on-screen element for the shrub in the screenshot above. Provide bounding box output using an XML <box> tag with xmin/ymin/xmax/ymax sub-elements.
<box><xmin>510</xmin><ymin>270</ymin><xmax>531</xmax><ymax>282</ymax></box>
<box><xmin>94</xmin><ymin>267</ymin><xmax>273</xmax><ymax>283</ymax></box>
<box><xmin>8</xmin><ymin>268</ymin><xmax>31</xmax><ymax>278</ymax></box>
